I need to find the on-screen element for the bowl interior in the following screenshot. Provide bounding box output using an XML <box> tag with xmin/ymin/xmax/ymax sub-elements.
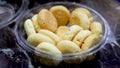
<box><xmin>16</xmin><ymin>2</ymin><xmax>108</xmax><ymax>60</ymax></box>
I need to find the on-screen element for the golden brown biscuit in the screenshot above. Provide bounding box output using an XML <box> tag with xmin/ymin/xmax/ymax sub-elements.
<box><xmin>38</xmin><ymin>9</ymin><xmax>57</xmax><ymax>32</ymax></box>
<box><xmin>50</xmin><ymin>5</ymin><xmax>70</xmax><ymax>26</ymax></box>
<box><xmin>70</xmin><ymin>11</ymin><xmax>90</xmax><ymax>30</ymax></box>
<box><xmin>24</xmin><ymin>19</ymin><xmax>36</xmax><ymax>36</ymax></box>
<box><xmin>38</xmin><ymin>29</ymin><xmax>61</xmax><ymax>44</ymax></box>
<box><xmin>55</xmin><ymin>26</ymin><xmax>69</xmax><ymax>40</ymax></box>
<box><xmin>90</xmin><ymin>22</ymin><xmax>102</xmax><ymax>34</ymax></box>
<box><xmin>73</xmin><ymin>30</ymin><xmax>91</xmax><ymax>47</ymax></box>
<box><xmin>81</xmin><ymin>34</ymin><xmax>102</xmax><ymax>51</ymax></box>
<box><xmin>35</xmin><ymin>42</ymin><xmax>62</xmax><ymax>66</ymax></box>
<box><xmin>57</xmin><ymin>40</ymin><xmax>81</xmax><ymax>54</ymax></box>
<box><xmin>27</xmin><ymin>33</ymin><xmax>55</xmax><ymax>46</ymax></box>
<box><xmin>31</xmin><ymin>14</ymin><xmax>41</xmax><ymax>32</ymax></box>
<box><xmin>72</xmin><ymin>8</ymin><xmax>91</xmax><ymax>18</ymax></box>
<box><xmin>63</xmin><ymin>25</ymin><xmax>83</xmax><ymax>40</ymax></box>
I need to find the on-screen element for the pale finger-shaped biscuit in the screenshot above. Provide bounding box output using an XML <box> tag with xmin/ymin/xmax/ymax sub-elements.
<box><xmin>81</xmin><ymin>34</ymin><xmax>102</xmax><ymax>51</ymax></box>
<box><xmin>89</xmin><ymin>17</ymin><xmax>94</xmax><ymax>23</ymax></box>
<box><xmin>38</xmin><ymin>9</ymin><xmax>57</xmax><ymax>32</ymax></box>
<box><xmin>90</xmin><ymin>22</ymin><xmax>102</xmax><ymax>34</ymax></box>
<box><xmin>70</xmin><ymin>12</ymin><xmax>90</xmax><ymax>30</ymax></box>
<box><xmin>38</xmin><ymin>29</ymin><xmax>61</xmax><ymax>44</ymax></box>
<box><xmin>31</xmin><ymin>14</ymin><xmax>41</xmax><ymax>32</ymax></box>
<box><xmin>63</xmin><ymin>25</ymin><xmax>83</xmax><ymax>40</ymax></box>
<box><xmin>50</xmin><ymin>5</ymin><xmax>70</xmax><ymax>26</ymax></box>
<box><xmin>35</xmin><ymin>42</ymin><xmax>62</xmax><ymax>65</ymax></box>
<box><xmin>27</xmin><ymin>33</ymin><xmax>55</xmax><ymax>46</ymax></box>
<box><xmin>24</xmin><ymin>19</ymin><xmax>36</xmax><ymax>36</ymax></box>
<box><xmin>73</xmin><ymin>30</ymin><xmax>91</xmax><ymax>47</ymax></box>
<box><xmin>36</xmin><ymin>42</ymin><xmax>61</xmax><ymax>54</ymax></box>
<box><xmin>57</xmin><ymin>40</ymin><xmax>81</xmax><ymax>54</ymax></box>
<box><xmin>72</xmin><ymin>8</ymin><xmax>91</xmax><ymax>18</ymax></box>
<box><xmin>55</xmin><ymin>26</ymin><xmax>69</xmax><ymax>40</ymax></box>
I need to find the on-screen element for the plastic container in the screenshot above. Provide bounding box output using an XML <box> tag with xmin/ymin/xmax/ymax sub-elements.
<box><xmin>15</xmin><ymin>2</ymin><xmax>117</xmax><ymax>66</ymax></box>
<box><xmin>0</xmin><ymin>0</ymin><xmax>29</xmax><ymax>29</ymax></box>
<box><xmin>0</xmin><ymin>0</ymin><xmax>30</xmax><ymax>67</ymax></box>
<box><xmin>0</xmin><ymin>0</ymin><xmax>29</xmax><ymax>58</ymax></box>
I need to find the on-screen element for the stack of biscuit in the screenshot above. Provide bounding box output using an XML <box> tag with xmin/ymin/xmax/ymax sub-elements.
<box><xmin>24</xmin><ymin>5</ymin><xmax>103</xmax><ymax>65</ymax></box>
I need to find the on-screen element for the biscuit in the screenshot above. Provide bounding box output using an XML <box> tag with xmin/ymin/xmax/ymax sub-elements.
<box><xmin>81</xmin><ymin>34</ymin><xmax>102</xmax><ymax>51</ymax></box>
<box><xmin>38</xmin><ymin>29</ymin><xmax>61</xmax><ymax>44</ymax></box>
<box><xmin>31</xmin><ymin>14</ymin><xmax>41</xmax><ymax>32</ymax></box>
<box><xmin>36</xmin><ymin>42</ymin><xmax>61</xmax><ymax>54</ymax></box>
<box><xmin>50</xmin><ymin>5</ymin><xmax>70</xmax><ymax>26</ymax></box>
<box><xmin>38</xmin><ymin>9</ymin><xmax>57</xmax><ymax>32</ymax></box>
<box><xmin>90</xmin><ymin>22</ymin><xmax>102</xmax><ymax>34</ymax></box>
<box><xmin>73</xmin><ymin>30</ymin><xmax>91</xmax><ymax>47</ymax></box>
<box><xmin>35</xmin><ymin>42</ymin><xmax>62</xmax><ymax>66</ymax></box>
<box><xmin>57</xmin><ymin>40</ymin><xmax>81</xmax><ymax>54</ymax></box>
<box><xmin>55</xmin><ymin>26</ymin><xmax>69</xmax><ymax>40</ymax></box>
<box><xmin>27</xmin><ymin>33</ymin><xmax>55</xmax><ymax>46</ymax></box>
<box><xmin>63</xmin><ymin>25</ymin><xmax>83</xmax><ymax>40</ymax></box>
<box><xmin>70</xmin><ymin>11</ymin><xmax>90</xmax><ymax>30</ymax></box>
<box><xmin>71</xmin><ymin>8</ymin><xmax>93</xmax><ymax>24</ymax></box>
<box><xmin>24</xmin><ymin>19</ymin><xmax>36</xmax><ymax>36</ymax></box>
<box><xmin>89</xmin><ymin>17</ymin><xmax>94</xmax><ymax>23</ymax></box>
<box><xmin>72</xmin><ymin>8</ymin><xmax>91</xmax><ymax>18</ymax></box>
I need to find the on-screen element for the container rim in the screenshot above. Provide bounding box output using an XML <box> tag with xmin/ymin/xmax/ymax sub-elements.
<box><xmin>15</xmin><ymin>2</ymin><xmax>109</xmax><ymax>60</ymax></box>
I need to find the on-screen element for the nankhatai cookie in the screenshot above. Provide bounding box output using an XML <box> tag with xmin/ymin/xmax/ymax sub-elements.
<box><xmin>38</xmin><ymin>29</ymin><xmax>61</xmax><ymax>44</ymax></box>
<box><xmin>57</xmin><ymin>40</ymin><xmax>81</xmax><ymax>54</ymax></box>
<box><xmin>50</xmin><ymin>5</ymin><xmax>70</xmax><ymax>26</ymax></box>
<box><xmin>63</xmin><ymin>25</ymin><xmax>83</xmax><ymax>40</ymax></box>
<box><xmin>24</xmin><ymin>19</ymin><xmax>36</xmax><ymax>36</ymax></box>
<box><xmin>31</xmin><ymin>14</ymin><xmax>41</xmax><ymax>32</ymax></box>
<box><xmin>38</xmin><ymin>9</ymin><xmax>57</xmax><ymax>32</ymax></box>
<box><xmin>55</xmin><ymin>26</ymin><xmax>69</xmax><ymax>40</ymax></box>
<box><xmin>27</xmin><ymin>33</ymin><xmax>55</xmax><ymax>46</ymax></box>
<box><xmin>73</xmin><ymin>30</ymin><xmax>91</xmax><ymax>47</ymax></box>
<box><xmin>81</xmin><ymin>34</ymin><xmax>102</xmax><ymax>51</ymax></box>
<box><xmin>70</xmin><ymin>11</ymin><xmax>90</xmax><ymax>30</ymax></box>
<box><xmin>35</xmin><ymin>42</ymin><xmax>62</xmax><ymax>66</ymax></box>
<box><xmin>90</xmin><ymin>22</ymin><xmax>102</xmax><ymax>34</ymax></box>
<box><xmin>72</xmin><ymin>8</ymin><xmax>92</xmax><ymax>18</ymax></box>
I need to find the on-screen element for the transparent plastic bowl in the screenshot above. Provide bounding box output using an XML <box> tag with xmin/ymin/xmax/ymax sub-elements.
<box><xmin>0</xmin><ymin>0</ymin><xmax>29</xmax><ymax>29</ymax></box>
<box><xmin>0</xmin><ymin>0</ymin><xmax>29</xmax><ymax>52</ymax></box>
<box><xmin>15</xmin><ymin>2</ymin><xmax>110</xmax><ymax>66</ymax></box>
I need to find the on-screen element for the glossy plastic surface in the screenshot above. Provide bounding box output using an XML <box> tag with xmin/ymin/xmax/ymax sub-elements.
<box><xmin>0</xmin><ymin>0</ymin><xmax>29</xmax><ymax>29</ymax></box>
